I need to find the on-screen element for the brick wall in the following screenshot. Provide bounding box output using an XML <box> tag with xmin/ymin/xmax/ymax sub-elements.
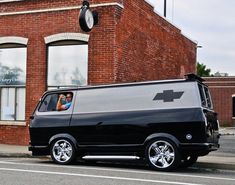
<box><xmin>115</xmin><ymin>0</ymin><xmax>196</xmax><ymax>82</ymax></box>
<box><xmin>204</xmin><ymin>77</ymin><xmax>235</xmax><ymax>127</ymax></box>
<box><xmin>0</xmin><ymin>0</ymin><xmax>196</xmax><ymax>145</ymax></box>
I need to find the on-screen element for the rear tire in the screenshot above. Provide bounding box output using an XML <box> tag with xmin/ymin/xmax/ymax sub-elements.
<box><xmin>145</xmin><ymin>138</ymin><xmax>180</xmax><ymax>171</ymax></box>
<box><xmin>50</xmin><ymin>138</ymin><xmax>76</xmax><ymax>165</ymax></box>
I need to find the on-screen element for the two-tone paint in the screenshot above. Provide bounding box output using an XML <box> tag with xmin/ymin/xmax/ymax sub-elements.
<box><xmin>29</xmin><ymin>76</ymin><xmax>220</xmax><ymax>162</ymax></box>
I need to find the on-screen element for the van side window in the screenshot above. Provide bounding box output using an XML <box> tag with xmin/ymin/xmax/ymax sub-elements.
<box><xmin>38</xmin><ymin>92</ymin><xmax>73</xmax><ymax>112</ymax></box>
<box><xmin>198</xmin><ymin>84</ymin><xmax>206</xmax><ymax>107</ymax></box>
<box><xmin>204</xmin><ymin>87</ymin><xmax>212</xmax><ymax>109</ymax></box>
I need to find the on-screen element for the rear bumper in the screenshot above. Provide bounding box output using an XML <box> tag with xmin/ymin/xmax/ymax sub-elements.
<box><xmin>179</xmin><ymin>143</ymin><xmax>220</xmax><ymax>156</ymax></box>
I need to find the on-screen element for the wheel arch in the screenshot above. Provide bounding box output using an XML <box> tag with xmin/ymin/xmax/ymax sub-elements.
<box><xmin>144</xmin><ymin>133</ymin><xmax>180</xmax><ymax>147</ymax></box>
<box><xmin>49</xmin><ymin>133</ymin><xmax>78</xmax><ymax>150</ymax></box>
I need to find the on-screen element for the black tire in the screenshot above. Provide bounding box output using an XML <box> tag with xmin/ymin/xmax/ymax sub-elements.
<box><xmin>50</xmin><ymin>138</ymin><xmax>76</xmax><ymax>165</ymax></box>
<box><xmin>145</xmin><ymin>138</ymin><xmax>181</xmax><ymax>171</ymax></box>
<box><xmin>180</xmin><ymin>155</ymin><xmax>198</xmax><ymax>168</ymax></box>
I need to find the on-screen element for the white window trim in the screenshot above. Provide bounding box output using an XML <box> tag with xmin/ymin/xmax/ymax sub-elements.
<box><xmin>0</xmin><ymin>36</ymin><xmax>28</xmax><ymax>45</ymax></box>
<box><xmin>44</xmin><ymin>33</ymin><xmax>89</xmax><ymax>44</ymax></box>
<box><xmin>0</xmin><ymin>2</ymin><xmax>124</xmax><ymax>16</ymax></box>
<box><xmin>0</xmin><ymin>121</ymin><xmax>26</xmax><ymax>126</ymax></box>
<box><xmin>0</xmin><ymin>0</ymin><xmax>23</xmax><ymax>3</ymax></box>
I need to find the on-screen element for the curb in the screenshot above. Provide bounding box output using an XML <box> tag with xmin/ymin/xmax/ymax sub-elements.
<box><xmin>194</xmin><ymin>162</ymin><xmax>235</xmax><ymax>171</ymax></box>
<box><xmin>0</xmin><ymin>153</ymin><xmax>32</xmax><ymax>158</ymax></box>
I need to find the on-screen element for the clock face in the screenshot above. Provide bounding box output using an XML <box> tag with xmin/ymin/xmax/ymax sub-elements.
<box><xmin>85</xmin><ymin>9</ymin><xmax>94</xmax><ymax>29</ymax></box>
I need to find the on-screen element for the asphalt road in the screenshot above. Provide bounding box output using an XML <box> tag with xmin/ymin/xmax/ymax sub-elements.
<box><xmin>211</xmin><ymin>134</ymin><xmax>235</xmax><ymax>157</ymax></box>
<box><xmin>0</xmin><ymin>157</ymin><xmax>235</xmax><ymax>185</ymax></box>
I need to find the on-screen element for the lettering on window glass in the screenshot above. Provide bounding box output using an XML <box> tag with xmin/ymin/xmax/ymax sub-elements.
<box><xmin>0</xmin><ymin>48</ymin><xmax>26</xmax><ymax>85</ymax></box>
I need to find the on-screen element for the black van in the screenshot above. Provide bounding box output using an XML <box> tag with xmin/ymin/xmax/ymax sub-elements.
<box><xmin>29</xmin><ymin>74</ymin><xmax>220</xmax><ymax>171</ymax></box>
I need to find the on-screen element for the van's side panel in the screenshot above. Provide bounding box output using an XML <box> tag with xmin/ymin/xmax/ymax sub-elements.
<box><xmin>70</xmin><ymin>82</ymin><xmax>206</xmax><ymax>148</ymax></box>
<box><xmin>70</xmin><ymin>108</ymin><xmax>206</xmax><ymax>146</ymax></box>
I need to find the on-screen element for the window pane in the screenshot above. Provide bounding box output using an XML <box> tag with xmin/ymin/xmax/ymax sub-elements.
<box><xmin>0</xmin><ymin>48</ymin><xmax>26</xmax><ymax>85</ymax></box>
<box><xmin>39</xmin><ymin>92</ymin><xmax>73</xmax><ymax>112</ymax></box>
<box><xmin>1</xmin><ymin>88</ymin><xmax>15</xmax><ymax>120</ymax></box>
<box><xmin>48</xmin><ymin>45</ymin><xmax>88</xmax><ymax>87</ymax></box>
<box><xmin>16</xmin><ymin>88</ymin><xmax>25</xmax><ymax>120</ymax></box>
<box><xmin>198</xmin><ymin>84</ymin><xmax>206</xmax><ymax>107</ymax></box>
<box><xmin>233</xmin><ymin>96</ymin><xmax>235</xmax><ymax>118</ymax></box>
<box><xmin>39</xmin><ymin>94</ymin><xmax>59</xmax><ymax>112</ymax></box>
<box><xmin>204</xmin><ymin>87</ymin><xmax>212</xmax><ymax>109</ymax></box>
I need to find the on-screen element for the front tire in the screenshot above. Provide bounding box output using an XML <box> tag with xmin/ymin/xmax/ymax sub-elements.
<box><xmin>50</xmin><ymin>138</ymin><xmax>76</xmax><ymax>165</ymax></box>
<box><xmin>145</xmin><ymin>138</ymin><xmax>180</xmax><ymax>171</ymax></box>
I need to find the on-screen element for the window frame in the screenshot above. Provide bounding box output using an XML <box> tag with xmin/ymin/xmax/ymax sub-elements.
<box><xmin>0</xmin><ymin>85</ymin><xmax>25</xmax><ymax>121</ymax></box>
<box><xmin>232</xmin><ymin>95</ymin><xmax>235</xmax><ymax>119</ymax></box>
<box><xmin>36</xmin><ymin>91</ymin><xmax>76</xmax><ymax>116</ymax></box>
<box><xmin>38</xmin><ymin>91</ymin><xmax>74</xmax><ymax>113</ymax></box>
<box><xmin>46</xmin><ymin>41</ymin><xmax>88</xmax><ymax>89</ymax></box>
<box><xmin>0</xmin><ymin>44</ymin><xmax>27</xmax><ymax>122</ymax></box>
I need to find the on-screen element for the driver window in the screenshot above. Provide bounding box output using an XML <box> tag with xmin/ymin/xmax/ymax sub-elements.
<box><xmin>39</xmin><ymin>92</ymin><xmax>73</xmax><ymax>112</ymax></box>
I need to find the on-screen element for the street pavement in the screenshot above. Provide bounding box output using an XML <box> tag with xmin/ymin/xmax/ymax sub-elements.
<box><xmin>0</xmin><ymin>157</ymin><xmax>235</xmax><ymax>185</ymax></box>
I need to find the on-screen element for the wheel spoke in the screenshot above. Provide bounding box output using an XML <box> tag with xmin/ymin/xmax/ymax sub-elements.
<box><xmin>163</xmin><ymin>144</ymin><xmax>169</xmax><ymax>152</ymax></box>
<box><xmin>150</xmin><ymin>155</ymin><xmax>160</xmax><ymax>164</ymax></box>
<box><xmin>162</xmin><ymin>157</ymin><xmax>169</xmax><ymax>168</ymax></box>
<box><xmin>152</xmin><ymin>145</ymin><xmax>161</xmax><ymax>154</ymax></box>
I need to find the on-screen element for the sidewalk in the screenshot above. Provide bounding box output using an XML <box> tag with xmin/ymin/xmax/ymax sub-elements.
<box><xmin>0</xmin><ymin>144</ymin><xmax>31</xmax><ymax>158</ymax></box>
<box><xmin>219</xmin><ymin>127</ymin><xmax>235</xmax><ymax>135</ymax></box>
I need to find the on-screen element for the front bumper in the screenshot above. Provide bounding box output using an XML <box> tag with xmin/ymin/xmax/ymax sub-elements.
<box><xmin>28</xmin><ymin>145</ymin><xmax>50</xmax><ymax>156</ymax></box>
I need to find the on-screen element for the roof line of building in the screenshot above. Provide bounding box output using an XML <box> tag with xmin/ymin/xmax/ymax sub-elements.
<box><xmin>143</xmin><ymin>0</ymin><xmax>197</xmax><ymax>45</ymax></box>
<box><xmin>209</xmin><ymin>86</ymin><xmax>235</xmax><ymax>88</ymax></box>
<box><xmin>205</xmin><ymin>81</ymin><xmax>235</xmax><ymax>84</ymax></box>
<box><xmin>0</xmin><ymin>2</ymin><xmax>124</xmax><ymax>16</ymax></box>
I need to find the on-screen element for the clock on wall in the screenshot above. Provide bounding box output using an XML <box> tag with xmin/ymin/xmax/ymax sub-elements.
<box><xmin>79</xmin><ymin>0</ymin><xmax>98</xmax><ymax>32</ymax></box>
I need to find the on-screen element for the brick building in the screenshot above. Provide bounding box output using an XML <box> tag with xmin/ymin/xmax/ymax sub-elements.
<box><xmin>204</xmin><ymin>77</ymin><xmax>235</xmax><ymax>127</ymax></box>
<box><xmin>0</xmin><ymin>0</ymin><xmax>196</xmax><ymax>145</ymax></box>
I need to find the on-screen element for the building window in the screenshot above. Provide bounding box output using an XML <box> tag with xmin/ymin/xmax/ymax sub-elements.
<box><xmin>233</xmin><ymin>95</ymin><xmax>235</xmax><ymax>119</ymax></box>
<box><xmin>47</xmin><ymin>42</ymin><xmax>88</xmax><ymax>89</ymax></box>
<box><xmin>0</xmin><ymin>46</ymin><xmax>26</xmax><ymax>121</ymax></box>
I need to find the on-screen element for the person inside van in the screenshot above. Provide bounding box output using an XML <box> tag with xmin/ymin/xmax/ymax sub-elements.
<box><xmin>56</xmin><ymin>93</ymin><xmax>73</xmax><ymax>111</ymax></box>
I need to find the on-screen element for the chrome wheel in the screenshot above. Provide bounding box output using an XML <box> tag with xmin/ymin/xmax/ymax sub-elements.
<box><xmin>52</xmin><ymin>139</ymin><xmax>73</xmax><ymax>163</ymax></box>
<box><xmin>148</xmin><ymin>140</ymin><xmax>175</xmax><ymax>169</ymax></box>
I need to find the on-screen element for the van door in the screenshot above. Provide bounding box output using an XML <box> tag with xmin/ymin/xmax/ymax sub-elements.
<box><xmin>198</xmin><ymin>84</ymin><xmax>219</xmax><ymax>145</ymax></box>
<box><xmin>30</xmin><ymin>91</ymin><xmax>76</xmax><ymax>146</ymax></box>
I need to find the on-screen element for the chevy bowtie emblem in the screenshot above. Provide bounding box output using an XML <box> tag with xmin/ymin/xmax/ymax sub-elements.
<box><xmin>153</xmin><ymin>90</ymin><xmax>184</xmax><ymax>102</ymax></box>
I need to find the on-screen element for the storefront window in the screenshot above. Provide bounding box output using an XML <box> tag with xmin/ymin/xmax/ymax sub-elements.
<box><xmin>0</xmin><ymin>47</ymin><xmax>26</xmax><ymax>121</ymax></box>
<box><xmin>47</xmin><ymin>44</ymin><xmax>88</xmax><ymax>89</ymax></box>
